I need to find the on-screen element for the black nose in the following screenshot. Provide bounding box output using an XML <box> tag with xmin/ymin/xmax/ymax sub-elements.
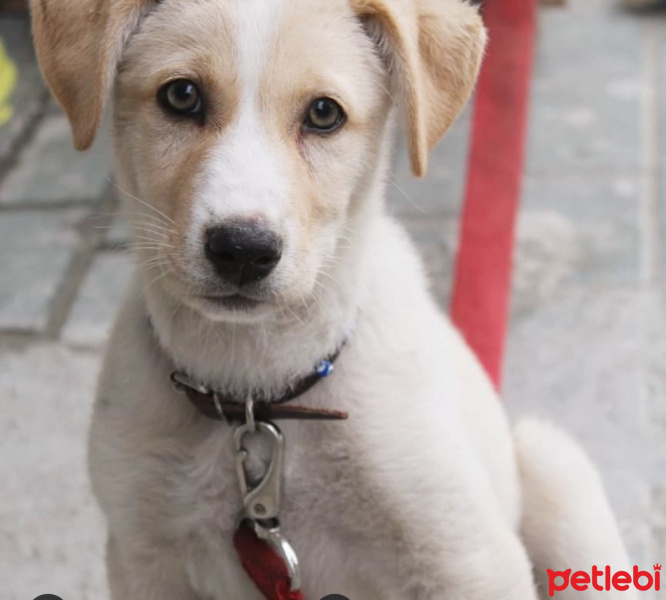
<box><xmin>205</xmin><ymin>222</ymin><xmax>282</xmax><ymax>285</ymax></box>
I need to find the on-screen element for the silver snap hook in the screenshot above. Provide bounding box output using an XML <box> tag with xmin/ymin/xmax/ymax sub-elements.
<box><xmin>234</xmin><ymin>421</ymin><xmax>285</xmax><ymax>521</ymax></box>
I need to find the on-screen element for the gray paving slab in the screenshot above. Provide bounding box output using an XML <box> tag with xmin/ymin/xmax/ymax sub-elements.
<box><xmin>652</xmin><ymin>485</ymin><xmax>666</xmax><ymax>559</ymax></box>
<box><xmin>0</xmin><ymin>17</ymin><xmax>47</xmax><ymax>168</ymax></box>
<box><xmin>533</xmin><ymin>10</ymin><xmax>643</xmax><ymax>83</ymax></box>
<box><xmin>527</xmin><ymin>9</ymin><xmax>644</xmax><ymax>174</ymax></box>
<box><xmin>652</xmin><ymin>15</ymin><xmax>666</xmax><ymax>165</ymax></box>
<box><xmin>504</xmin><ymin>0</ymin><xmax>666</xmax><ymax>570</ymax></box>
<box><xmin>0</xmin><ymin>340</ymin><xmax>108</xmax><ymax>600</ymax></box>
<box><xmin>658</xmin><ymin>17</ymin><xmax>666</xmax><ymax>82</ymax></box>
<box><xmin>0</xmin><ymin>112</ymin><xmax>113</xmax><ymax>206</ymax></box>
<box><xmin>563</xmin><ymin>0</ymin><xmax>626</xmax><ymax>13</ymax></box>
<box><xmin>518</xmin><ymin>173</ymin><xmax>641</xmax><ymax>288</ymax></box>
<box><xmin>0</xmin><ymin>209</ymin><xmax>85</xmax><ymax>333</ymax></box>
<box><xmin>62</xmin><ymin>252</ymin><xmax>134</xmax><ymax>348</ymax></box>
<box><xmin>649</xmin><ymin>18</ymin><xmax>666</xmax><ymax>287</ymax></box>
<box><xmin>527</xmin><ymin>82</ymin><xmax>642</xmax><ymax>173</ymax></box>
<box><xmin>504</xmin><ymin>286</ymin><xmax>666</xmax><ymax>566</ymax></box>
<box><xmin>511</xmin><ymin>209</ymin><xmax>580</xmax><ymax>317</ymax></box>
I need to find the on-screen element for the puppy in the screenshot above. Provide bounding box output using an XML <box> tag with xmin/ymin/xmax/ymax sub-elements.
<box><xmin>31</xmin><ymin>0</ymin><xmax>634</xmax><ymax>598</ymax></box>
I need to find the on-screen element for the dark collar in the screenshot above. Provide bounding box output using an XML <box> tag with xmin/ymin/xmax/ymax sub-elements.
<box><xmin>171</xmin><ymin>343</ymin><xmax>348</xmax><ymax>423</ymax></box>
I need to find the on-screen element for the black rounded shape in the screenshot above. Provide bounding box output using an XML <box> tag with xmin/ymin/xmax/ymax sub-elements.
<box><xmin>304</xmin><ymin>97</ymin><xmax>346</xmax><ymax>133</ymax></box>
<box><xmin>320</xmin><ymin>595</ymin><xmax>350</xmax><ymax>600</ymax></box>
<box><xmin>33</xmin><ymin>596</ymin><xmax>64</xmax><ymax>600</ymax></box>
<box><xmin>205</xmin><ymin>223</ymin><xmax>282</xmax><ymax>285</ymax></box>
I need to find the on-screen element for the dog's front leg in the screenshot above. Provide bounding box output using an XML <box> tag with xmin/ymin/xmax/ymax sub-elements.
<box><xmin>440</xmin><ymin>537</ymin><xmax>537</xmax><ymax>600</ymax></box>
<box><xmin>399</xmin><ymin>528</ymin><xmax>538</xmax><ymax>600</ymax></box>
<box><xmin>341</xmin><ymin>521</ymin><xmax>537</xmax><ymax>600</ymax></box>
<box><xmin>340</xmin><ymin>418</ymin><xmax>539</xmax><ymax>600</ymax></box>
<box><xmin>106</xmin><ymin>535</ymin><xmax>200</xmax><ymax>600</ymax></box>
<box><xmin>327</xmin><ymin>475</ymin><xmax>539</xmax><ymax>599</ymax></box>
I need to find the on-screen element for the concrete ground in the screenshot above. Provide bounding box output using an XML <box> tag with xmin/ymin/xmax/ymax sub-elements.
<box><xmin>0</xmin><ymin>1</ymin><xmax>665</xmax><ymax>598</ymax></box>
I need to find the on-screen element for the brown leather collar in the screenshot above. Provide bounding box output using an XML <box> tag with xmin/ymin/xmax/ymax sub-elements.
<box><xmin>171</xmin><ymin>345</ymin><xmax>348</xmax><ymax>423</ymax></box>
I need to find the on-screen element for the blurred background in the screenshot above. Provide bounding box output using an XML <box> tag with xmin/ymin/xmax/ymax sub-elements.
<box><xmin>0</xmin><ymin>0</ymin><xmax>665</xmax><ymax>598</ymax></box>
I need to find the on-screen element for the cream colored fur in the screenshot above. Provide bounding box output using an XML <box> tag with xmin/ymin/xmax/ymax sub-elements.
<box><xmin>31</xmin><ymin>0</ymin><xmax>634</xmax><ymax>598</ymax></box>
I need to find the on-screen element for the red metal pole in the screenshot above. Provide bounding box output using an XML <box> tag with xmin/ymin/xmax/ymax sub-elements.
<box><xmin>450</xmin><ymin>0</ymin><xmax>537</xmax><ymax>390</ymax></box>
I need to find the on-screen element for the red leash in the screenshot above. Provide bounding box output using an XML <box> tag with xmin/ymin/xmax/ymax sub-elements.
<box><xmin>450</xmin><ymin>0</ymin><xmax>537</xmax><ymax>390</ymax></box>
<box><xmin>234</xmin><ymin>525</ymin><xmax>304</xmax><ymax>600</ymax></box>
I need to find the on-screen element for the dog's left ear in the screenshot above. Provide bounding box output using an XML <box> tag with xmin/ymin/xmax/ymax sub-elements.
<box><xmin>30</xmin><ymin>0</ymin><xmax>153</xmax><ymax>151</ymax></box>
<box><xmin>352</xmin><ymin>0</ymin><xmax>486</xmax><ymax>177</ymax></box>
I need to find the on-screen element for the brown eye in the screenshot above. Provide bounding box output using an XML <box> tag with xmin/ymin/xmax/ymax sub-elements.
<box><xmin>159</xmin><ymin>79</ymin><xmax>203</xmax><ymax>117</ymax></box>
<box><xmin>304</xmin><ymin>97</ymin><xmax>345</xmax><ymax>133</ymax></box>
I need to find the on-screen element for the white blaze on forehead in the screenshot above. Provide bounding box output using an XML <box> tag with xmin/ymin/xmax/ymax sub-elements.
<box><xmin>233</xmin><ymin>0</ymin><xmax>284</xmax><ymax>92</ymax></box>
<box><xmin>195</xmin><ymin>0</ymin><xmax>290</xmax><ymax>229</ymax></box>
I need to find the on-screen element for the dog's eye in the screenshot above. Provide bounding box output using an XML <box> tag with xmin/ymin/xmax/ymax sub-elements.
<box><xmin>159</xmin><ymin>79</ymin><xmax>203</xmax><ymax>117</ymax></box>
<box><xmin>303</xmin><ymin>98</ymin><xmax>346</xmax><ymax>133</ymax></box>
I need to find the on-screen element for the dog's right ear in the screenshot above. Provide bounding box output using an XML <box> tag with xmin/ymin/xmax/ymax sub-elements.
<box><xmin>30</xmin><ymin>0</ymin><xmax>152</xmax><ymax>150</ymax></box>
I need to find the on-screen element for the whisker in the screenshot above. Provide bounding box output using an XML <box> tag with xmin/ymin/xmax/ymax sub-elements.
<box><xmin>388</xmin><ymin>178</ymin><xmax>425</xmax><ymax>214</ymax></box>
<box><xmin>130</xmin><ymin>225</ymin><xmax>176</xmax><ymax>239</ymax></box>
<box><xmin>120</xmin><ymin>246</ymin><xmax>175</xmax><ymax>255</ymax></box>
<box><xmin>129</xmin><ymin>218</ymin><xmax>177</xmax><ymax>233</ymax></box>
<box><xmin>125</xmin><ymin>231</ymin><xmax>173</xmax><ymax>243</ymax></box>
<box><xmin>283</xmin><ymin>304</ymin><xmax>306</xmax><ymax>326</ymax></box>
<box><xmin>317</xmin><ymin>270</ymin><xmax>342</xmax><ymax>286</ymax></box>
<box><xmin>91</xmin><ymin>212</ymin><xmax>176</xmax><ymax>238</ymax></box>
<box><xmin>298</xmin><ymin>292</ymin><xmax>313</xmax><ymax>321</ymax></box>
<box><xmin>312</xmin><ymin>280</ymin><xmax>329</xmax><ymax>293</ymax></box>
<box><xmin>114</xmin><ymin>183</ymin><xmax>176</xmax><ymax>225</ymax></box>
<box><xmin>126</xmin><ymin>212</ymin><xmax>178</xmax><ymax>231</ymax></box>
<box><xmin>122</xmin><ymin>242</ymin><xmax>175</xmax><ymax>249</ymax></box>
<box><xmin>307</xmin><ymin>288</ymin><xmax>324</xmax><ymax>313</ymax></box>
<box><xmin>140</xmin><ymin>257</ymin><xmax>171</xmax><ymax>270</ymax></box>
<box><xmin>126</xmin><ymin>235</ymin><xmax>173</xmax><ymax>245</ymax></box>
<box><xmin>143</xmin><ymin>268</ymin><xmax>174</xmax><ymax>295</ymax></box>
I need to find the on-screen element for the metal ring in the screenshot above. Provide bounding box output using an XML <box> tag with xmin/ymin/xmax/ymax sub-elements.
<box><xmin>253</xmin><ymin>520</ymin><xmax>301</xmax><ymax>592</ymax></box>
<box><xmin>245</xmin><ymin>395</ymin><xmax>255</xmax><ymax>432</ymax></box>
<box><xmin>212</xmin><ymin>393</ymin><xmax>224</xmax><ymax>420</ymax></box>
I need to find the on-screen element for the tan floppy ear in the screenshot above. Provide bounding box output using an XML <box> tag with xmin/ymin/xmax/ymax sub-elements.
<box><xmin>30</xmin><ymin>0</ymin><xmax>152</xmax><ymax>150</ymax></box>
<box><xmin>352</xmin><ymin>0</ymin><xmax>486</xmax><ymax>177</ymax></box>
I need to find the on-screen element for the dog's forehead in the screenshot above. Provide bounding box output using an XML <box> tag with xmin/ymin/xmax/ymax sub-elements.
<box><xmin>225</xmin><ymin>0</ymin><xmax>366</xmax><ymax>89</ymax></box>
<box><xmin>135</xmin><ymin>0</ymin><xmax>362</xmax><ymax>67</ymax></box>
<box><xmin>122</xmin><ymin>0</ymin><xmax>380</xmax><ymax>118</ymax></box>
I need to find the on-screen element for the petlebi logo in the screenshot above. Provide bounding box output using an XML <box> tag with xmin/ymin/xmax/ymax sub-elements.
<box><xmin>547</xmin><ymin>564</ymin><xmax>661</xmax><ymax>597</ymax></box>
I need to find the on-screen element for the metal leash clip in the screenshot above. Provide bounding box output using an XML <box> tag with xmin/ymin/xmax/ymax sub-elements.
<box><xmin>235</xmin><ymin>410</ymin><xmax>302</xmax><ymax>592</ymax></box>
<box><xmin>171</xmin><ymin>371</ymin><xmax>211</xmax><ymax>395</ymax></box>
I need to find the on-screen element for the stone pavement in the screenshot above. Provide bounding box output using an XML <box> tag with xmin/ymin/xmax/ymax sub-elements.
<box><xmin>505</xmin><ymin>1</ymin><xmax>666</xmax><ymax>576</ymax></box>
<box><xmin>0</xmin><ymin>2</ymin><xmax>665</xmax><ymax>598</ymax></box>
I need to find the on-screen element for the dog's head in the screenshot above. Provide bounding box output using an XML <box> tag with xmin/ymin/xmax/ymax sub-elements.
<box><xmin>32</xmin><ymin>0</ymin><xmax>485</xmax><ymax>323</ymax></box>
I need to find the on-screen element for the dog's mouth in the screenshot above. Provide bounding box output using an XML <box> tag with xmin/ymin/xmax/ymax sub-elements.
<box><xmin>199</xmin><ymin>294</ymin><xmax>264</xmax><ymax>311</ymax></box>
